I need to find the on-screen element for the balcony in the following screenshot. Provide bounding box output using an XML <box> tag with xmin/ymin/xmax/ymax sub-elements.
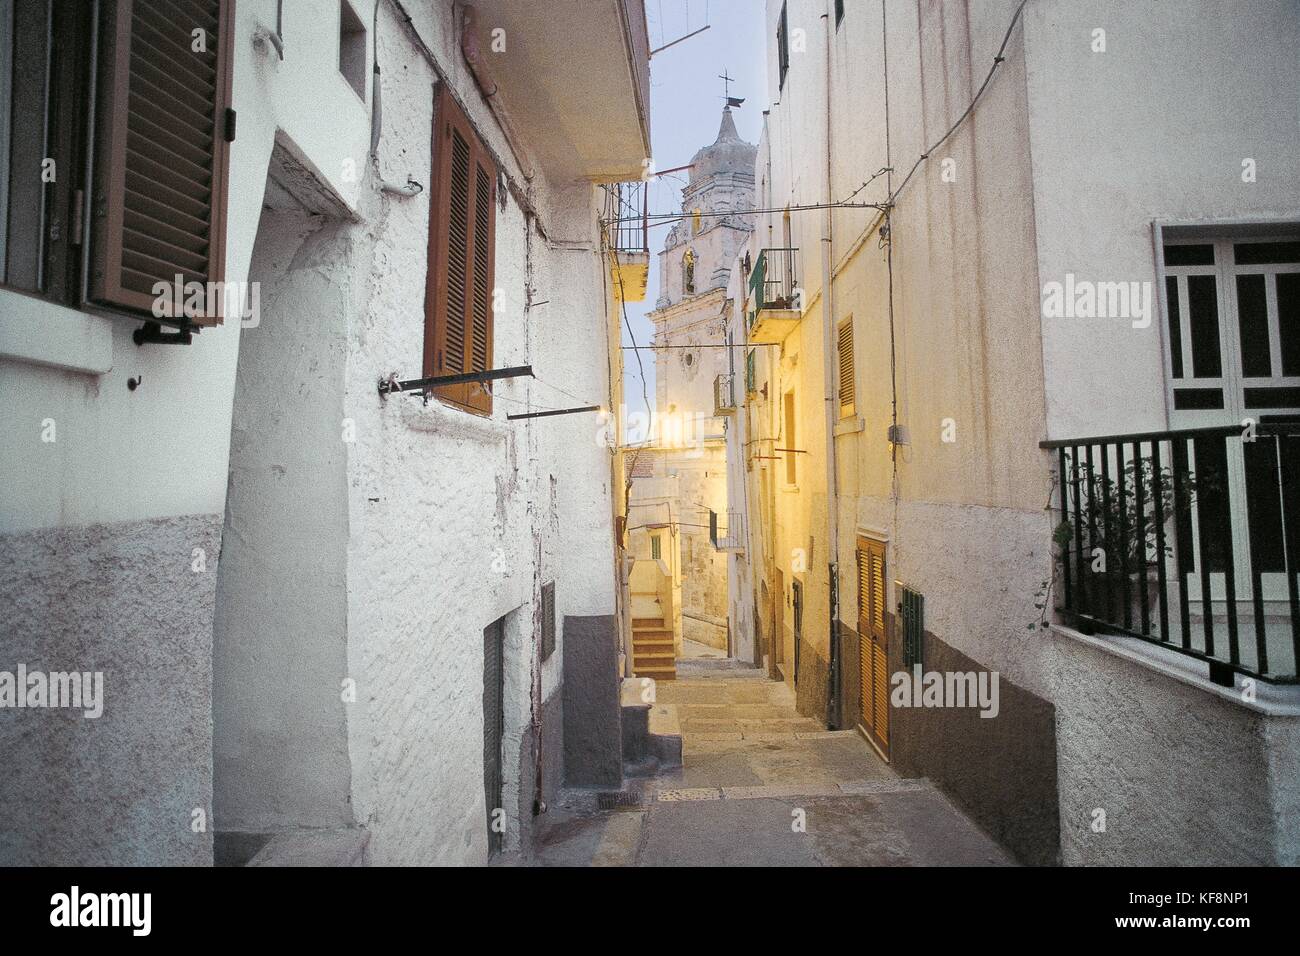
<box><xmin>464</xmin><ymin>0</ymin><xmax>651</xmax><ymax>182</ymax></box>
<box><xmin>1044</xmin><ymin>423</ymin><xmax>1299</xmax><ymax>685</ymax></box>
<box><xmin>709</xmin><ymin>508</ymin><xmax>746</xmax><ymax>554</ymax></box>
<box><xmin>714</xmin><ymin>373</ymin><xmax>736</xmax><ymax>417</ymax></box>
<box><xmin>608</xmin><ymin>180</ymin><xmax>649</xmax><ymax>302</ymax></box>
<box><xmin>747</xmin><ymin>248</ymin><xmax>802</xmax><ymax>345</ymax></box>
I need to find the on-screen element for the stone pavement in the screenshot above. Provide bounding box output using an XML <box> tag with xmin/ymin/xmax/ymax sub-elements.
<box><xmin>517</xmin><ymin>662</ymin><xmax>1013</xmax><ymax>866</ymax></box>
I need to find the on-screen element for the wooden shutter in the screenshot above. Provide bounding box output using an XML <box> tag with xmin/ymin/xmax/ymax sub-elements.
<box><xmin>91</xmin><ymin>0</ymin><xmax>235</xmax><ymax>323</ymax></box>
<box><xmin>856</xmin><ymin>536</ymin><xmax>889</xmax><ymax>756</ymax></box>
<box><xmin>837</xmin><ymin>319</ymin><xmax>855</xmax><ymax>416</ymax></box>
<box><xmin>425</xmin><ymin>85</ymin><xmax>496</xmax><ymax>415</ymax></box>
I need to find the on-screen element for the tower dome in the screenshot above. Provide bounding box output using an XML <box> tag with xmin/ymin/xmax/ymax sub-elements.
<box><xmin>688</xmin><ymin>108</ymin><xmax>758</xmax><ymax>184</ymax></box>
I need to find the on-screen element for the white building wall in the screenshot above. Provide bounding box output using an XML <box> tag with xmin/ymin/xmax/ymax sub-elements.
<box><xmin>1</xmin><ymin>0</ymin><xmax>629</xmax><ymax>866</ymax></box>
<box><xmin>737</xmin><ymin>0</ymin><xmax>1300</xmax><ymax>865</ymax></box>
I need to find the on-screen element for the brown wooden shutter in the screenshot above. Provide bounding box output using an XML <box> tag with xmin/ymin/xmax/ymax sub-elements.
<box><xmin>856</xmin><ymin>536</ymin><xmax>889</xmax><ymax>756</ymax></box>
<box><xmin>424</xmin><ymin>86</ymin><xmax>496</xmax><ymax>415</ymax></box>
<box><xmin>837</xmin><ymin>319</ymin><xmax>855</xmax><ymax>417</ymax></box>
<box><xmin>91</xmin><ymin>0</ymin><xmax>235</xmax><ymax>324</ymax></box>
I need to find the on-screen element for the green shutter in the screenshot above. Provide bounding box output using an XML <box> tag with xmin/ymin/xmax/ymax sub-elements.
<box><xmin>901</xmin><ymin>585</ymin><xmax>924</xmax><ymax>669</ymax></box>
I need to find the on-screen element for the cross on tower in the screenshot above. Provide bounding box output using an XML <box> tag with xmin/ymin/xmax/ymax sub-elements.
<box><xmin>719</xmin><ymin>68</ymin><xmax>744</xmax><ymax>109</ymax></box>
<box><xmin>719</xmin><ymin>68</ymin><xmax>734</xmax><ymax>101</ymax></box>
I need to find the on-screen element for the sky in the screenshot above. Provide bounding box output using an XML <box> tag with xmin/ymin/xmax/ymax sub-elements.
<box><xmin>621</xmin><ymin>0</ymin><xmax>768</xmax><ymax>422</ymax></box>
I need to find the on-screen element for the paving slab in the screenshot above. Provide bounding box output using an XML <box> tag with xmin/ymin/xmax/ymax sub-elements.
<box><xmin>523</xmin><ymin>670</ymin><xmax>1014</xmax><ymax>867</ymax></box>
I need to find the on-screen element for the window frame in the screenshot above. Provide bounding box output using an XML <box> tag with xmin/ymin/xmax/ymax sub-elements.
<box><xmin>777</xmin><ymin>3</ymin><xmax>790</xmax><ymax>91</ymax></box>
<box><xmin>423</xmin><ymin>84</ymin><xmax>498</xmax><ymax>416</ymax></box>
<box><xmin>2</xmin><ymin>0</ymin><xmax>236</xmax><ymax>326</ymax></box>
<box><xmin>837</xmin><ymin>316</ymin><xmax>855</xmax><ymax>418</ymax></box>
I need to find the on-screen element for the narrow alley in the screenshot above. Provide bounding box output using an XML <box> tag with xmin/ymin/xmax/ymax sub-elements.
<box><xmin>1</xmin><ymin>0</ymin><xmax>1297</xmax><ymax>906</ymax></box>
<box><xmin>525</xmin><ymin>663</ymin><xmax>1010</xmax><ymax>867</ymax></box>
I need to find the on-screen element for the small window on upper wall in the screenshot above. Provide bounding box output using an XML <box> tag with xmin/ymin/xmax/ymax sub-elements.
<box><xmin>837</xmin><ymin>318</ymin><xmax>855</xmax><ymax>417</ymax></box>
<box><xmin>835</xmin><ymin>0</ymin><xmax>845</xmax><ymax>27</ymax></box>
<box><xmin>339</xmin><ymin>0</ymin><xmax>367</xmax><ymax>100</ymax></box>
<box><xmin>651</xmin><ymin>535</ymin><xmax>662</xmax><ymax>561</ymax></box>
<box><xmin>777</xmin><ymin>3</ymin><xmax>790</xmax><ymax>91</ymax></box>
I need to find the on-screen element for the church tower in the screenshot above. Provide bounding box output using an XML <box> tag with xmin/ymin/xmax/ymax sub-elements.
<box><xmin>626</xmin><ymin>108</ymin><xmax>756</xmax><ymax>668</ymax></box>
<box><xmin>650</xmin><ymin>107</ymin><xmax>757</xmax><ymax>419</ymax></box>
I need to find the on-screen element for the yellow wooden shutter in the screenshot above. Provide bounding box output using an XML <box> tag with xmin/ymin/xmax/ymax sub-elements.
<box><xmin>837</xmin><ymin>319</ymin><xmax>854</xmax><ymax>416</ymax></box>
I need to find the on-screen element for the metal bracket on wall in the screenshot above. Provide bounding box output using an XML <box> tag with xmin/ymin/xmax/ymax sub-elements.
<box><xmin>133</xmin><ymin>321</ymin><xmax>193</xmax><ymax>347</ymax></box>
<box><xmin>377</xmin><ymin>365</ymin><xmax>534</xmax><ymax>402</ymax></box>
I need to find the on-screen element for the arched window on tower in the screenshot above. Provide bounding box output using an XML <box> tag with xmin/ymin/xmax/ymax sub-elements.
<box><xmin>683</xmin><ymin>248</ymin><xmax>696</xmax><ymax>295</ymax></box>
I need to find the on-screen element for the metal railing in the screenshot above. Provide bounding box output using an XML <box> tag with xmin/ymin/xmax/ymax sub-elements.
<box><xmin>709</xmin><ymin>508</ymin><xmax>746</xmax><ymax>553</ymax></box>
<box><xmin>714</xmin><ymin>373</ymin><xmax>736</xmax><ymax>416</ymax></box>
<box><xmin>1042</xmin><ymin>423</ymin><xmax>1300</xmax><ymax>683</ymax></box>
<box><xmin>609</xmin><ymin>180</ymin><xmax>649</xmax><ymax>256</ymax></box>
<box><xmin>749</xmin><ymin>247</ymin><xmax>799</xmax><ymax>314</ymax></box>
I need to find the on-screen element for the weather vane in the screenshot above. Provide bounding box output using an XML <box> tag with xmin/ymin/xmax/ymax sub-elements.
<box><xmin>719</xmin><ymin>68</ymin><xmax>745</xmax><ymax>109</ymax></box>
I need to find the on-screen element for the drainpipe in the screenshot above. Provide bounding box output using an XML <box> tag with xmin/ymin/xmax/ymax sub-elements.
<box><xmin>820</xmin><ymin>1</ymin><xmax>841</xmax><ymax>729</ymax></box>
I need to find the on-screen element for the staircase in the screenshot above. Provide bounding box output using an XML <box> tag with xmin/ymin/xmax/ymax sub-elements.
<box><xmin>632</xmin><ymin>616</ymin><xmax>676</xmax><ymax>681</ymax></box>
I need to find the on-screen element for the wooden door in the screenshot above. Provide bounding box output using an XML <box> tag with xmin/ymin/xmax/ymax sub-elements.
<box><xmin>856</xmin><ymin>536</ymin><xmax>889</xmax><ymax>758</ymax></box>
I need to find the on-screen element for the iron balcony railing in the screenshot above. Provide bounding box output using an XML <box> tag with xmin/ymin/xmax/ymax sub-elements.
<box><xmin>709</xmin><ymin>508</ymin><xmax>745</xmax><ymax>552</ymax></box>
<box><xmin>1042</xmin><ymin>423</ymin><xmax>1300</xmax><ymax>684</ymax></box>
<box><xmin>714</xmin><ymin>373</ymin><xmax>736</xmax><ymax>416</ymax></box>
<box><xmin>748</xmin><ymin>247</ymin><xmax>800</xmax><ymax>317</ymax></box>
<box><xmin>609</xmin><ymin>180</ymin><xmax>649</xmax><ymax>256</ymax></box>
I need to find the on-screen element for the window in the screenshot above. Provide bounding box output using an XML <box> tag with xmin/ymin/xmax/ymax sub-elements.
<box><xmin>425</xmin><ymin>84</ymin><xmax>497</xmax><ymax>415</ymax></box>
<box><xmin>837</xmin><ymin>318</ymin><xmax>855</xmax><ymax>417</ymax></box>
<box><xmin>783</xmin><ymin>390</ymin><xmax>797</xmax><ymax>485</ymax></box>
<box><xmin>650</xmin><ymin>534</ymin><xmax>662</xmax><ymax>561</ymax></box>
<box><xmin>1</xmin><ymin>0</ymin><xmax>234</xmax><ymax>320</ymax></box>
<box><xmin>339</xmin><ymin>0</ymin><xmax>367</xmax><ymax>100</ymax></box>
<box><xmin>777</xmin><ymin>3</ymin><xmax>790</xmax><ymax>91</ymax></box>
<box><xmin>745</xmin><ymin>348</ymin><xmax>756</xmax><ymax>394</ymax></box>
<box><xmin>835</xmin><ymin>0</ymin><xmax>845</xmax><ymax>27</ymax></box>
<box><xmin>541</xmin><ymin>581</ymin><xmax>556</xmax><ymax>661</ymax></box>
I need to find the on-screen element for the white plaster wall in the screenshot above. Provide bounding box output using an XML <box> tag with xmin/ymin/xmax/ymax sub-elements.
<box><xmin>0</xmin><ymin>0</ymin><xmax>378</xmax><ymax>866</ymax></box>
<box><xmin>335</xmin><ymin>0</ymin><xmax>619</xmax><ymax>865</ymax></box>
<box><xmin>743</xmin><ymin>0</ymin><xmax>1300</xmax><ymax>862</ymax></box>
<box><xmin>2</xmin><ymin>0</ymin><xmax>630</xmax><ymax>866</ymax></box>
<box><xmin>212</xmin><ymin>208</ymin><xmax>355</xmax><ymax>834</ymax></box>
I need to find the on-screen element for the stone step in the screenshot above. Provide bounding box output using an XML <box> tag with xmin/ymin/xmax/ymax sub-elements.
<box><xmin>633</xmin><ymin>643</ymin><xmax>675</xmax><ymax>655</ymax></box>
<box><xmin>634</xmin><ymin>656</ymin><xmax>675</xmax><ymax>669</ymax></box>
<box><xmin>246</xmin><ymin>828</ymin><xmax>370</xmax><ymax>867</ymax></box>
<box><xmin>634</xmin><ymin>665</ymin><xmax>676</xmax><ymax>680</ymax></box>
